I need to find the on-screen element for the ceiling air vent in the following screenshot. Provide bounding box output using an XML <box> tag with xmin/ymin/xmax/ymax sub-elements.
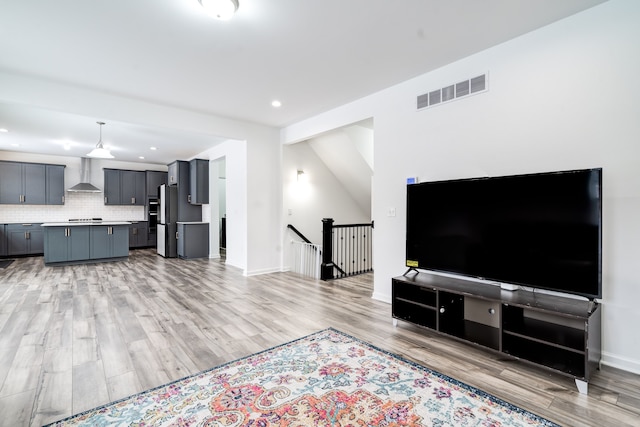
<box><xmin>416</xmin><ymin>73</ymin><xmax>488</xmax><ymax>111</ymax></box>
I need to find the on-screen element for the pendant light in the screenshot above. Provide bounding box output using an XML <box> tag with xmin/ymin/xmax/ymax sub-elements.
<box><xmin>198</xmin><ymin>0</ymin><xmax>239</xmax><ymax>20</ymax></box>
<box><xmin>86</xmin><ymin>121</ymin><xmax>114</xmax><ymax>159</ymax></box>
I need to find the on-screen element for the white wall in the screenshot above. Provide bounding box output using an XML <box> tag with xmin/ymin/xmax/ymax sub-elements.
<box><xmin>282</xmin><ymin>0</ymin><xmax>640</xmax><ymax>374</ymax></box>
<box><xmin>283</xmin><ymin>141</ymin><xmax>370</xmax><ymax>246</ymax></box>
<box><xmin>307</xmin><ymin>125</ymin><xmax>373</xmax><ymax>217</ymax></box>
<box><xmin>196</xmin><ymin>140</ymin><xmax>246</xmax><ymax>272</ymax></box>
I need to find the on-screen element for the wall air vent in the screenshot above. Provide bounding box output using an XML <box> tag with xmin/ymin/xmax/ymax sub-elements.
<box><xmin>417</xmin><ymin>73</ymin><xmax>487</xmax><ymax>111</ymax></box>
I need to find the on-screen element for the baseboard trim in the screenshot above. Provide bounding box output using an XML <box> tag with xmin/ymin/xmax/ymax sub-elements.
<box><xmin>601</xmin><ymin>351</ymin><xmax>640</xmax><ymax>375</ymax></box>
<box><xmin>245</xmin><ymin>267</ymin><xmax>282</xmax><ymax>277</ymax></box>
<box><xmin>372</xmin><ymin>291</ymin><xmax>391</xmax><ymax>304</ymax></box>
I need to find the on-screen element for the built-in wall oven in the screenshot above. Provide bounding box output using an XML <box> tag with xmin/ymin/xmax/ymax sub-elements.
<box><xmin>147</xmin><ymin>199</ymin><xmax>158</xmax><ymax>233</ymax></box>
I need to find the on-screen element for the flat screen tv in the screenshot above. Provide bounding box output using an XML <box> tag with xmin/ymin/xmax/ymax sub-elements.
<box><xmin>406</xmin><ymin>168</ymin><xmax>602</xmax><ymax>299</ymax></box>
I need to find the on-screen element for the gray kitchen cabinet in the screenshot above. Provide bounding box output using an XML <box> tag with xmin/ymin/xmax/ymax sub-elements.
<box><xmin>0</xmin><ymin>224</ymin><xmax>6</xmax><ymax>257</ymax></box>
<box><xmin>104</xmin><ymin>169</ymin><xmax>145</xmax><ymax>205</ymax></box>
<box><xmin>189</xmin><ymin>159</ymin><xmax>209</xmax><ymax>205</ymax></box>
<box><xmin>121</xmin><ymin>170</ymin><xmax>145</xmax><ymax>205</ymax></box>
<box><xmin>0</xmin><ymin>161</ymin><xmax>46</xmax><ymax>204</ymax></box>
<box><xmin>44</xmin><ymin>226</ymin><xmax>90</xmax><ymax>263</ymax></box>
<box><xmin>90</xmin><ymin>225</ymin><xmax>129</xmax><ymax>259</ymax></box>
<box><xmin>177</xmin><ymin>222</ymin><xmax>209</xmax><ymax>259</ymax></box>
<box><xmin>129</xmin><ymin>221</ymin><xmax>149</xmax><ymax>248</ymax></box>
<box><xmin>6</xmin><ymin>223</ymin><xmax>44</xmax><ymax>255</ymax></box>
<box><xmin>146</xmin><ymin>170</ymin><xmax>167</xmax><ymax>199</ymax></box>
<box><xmin>167</xmin><ymin>162</ymin><xmax>179</xmax><ymax>185</ymax></box>
<box><xmin>167</xmin><ymin>161</ymin><xmax>201</xmax><ymax>222</ymax></box>
<box><xmin>147</xmin><ymin>231</ymin><xmax>157</xmax><ymax>248</ymax></box>
<box><xmin>103</xmin><ymin>169</ymin><xmax>121</xmax><ymax>205</ymax></box>
<box><xmin>46</xmin><ymin>164</ymin><xmax>66</xmax><ymax>205</ymax></box>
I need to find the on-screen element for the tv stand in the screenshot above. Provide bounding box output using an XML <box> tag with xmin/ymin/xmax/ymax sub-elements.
<box><xmin>392</xmin><ymin>272</ymin><xmax>601</xmax><ymax>394</ymax></box>
<box><xmin>403</xmin><ymin>267</ymin><xmax>419</xmax><ymax>276</ymax></box>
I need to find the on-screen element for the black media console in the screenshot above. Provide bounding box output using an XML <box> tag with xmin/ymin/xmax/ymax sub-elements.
<box><xmin>392</xmin><ymin>272</ymin><xmax>601</xmax><ymax>394</ymax></box>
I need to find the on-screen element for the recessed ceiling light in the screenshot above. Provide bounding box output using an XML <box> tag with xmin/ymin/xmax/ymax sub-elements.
<box><xmin>150</xmin><ymin>147</ymin><xmax>157</xmax><ymax>150</ymax></box>
<box><xmin>0</xmin><ymin>128</ymin><xmax>8</xmax><ymax>133</ymax></box>
<box><xmin>139</xmin><ymin>156</ymin><xmax>145</xmax><ymax>160</ymax></box>
<box><xmin>11</xmin><ymin>143</ymin><xmax>20</xmax><ymax>147</ymax></box>
<box><xmin>271</xmin><ymin>100</ymin><xmax>282</xmax><ymax>108</ymax></box>
<box><xmin>199</xmin><ymin>0</ymin><xmax>239</xmax><ymax>20</ymax></box>
<box><xmin>63</xmin><ymin>143</ymin><xmax>71</xmax><ymax>151</ymax></box>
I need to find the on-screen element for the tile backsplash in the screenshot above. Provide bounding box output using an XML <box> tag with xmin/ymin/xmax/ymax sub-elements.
<box><xmin>0</xmin><ymin>192</ymin><xmax>145</xmax><ymax>223</ymax></box>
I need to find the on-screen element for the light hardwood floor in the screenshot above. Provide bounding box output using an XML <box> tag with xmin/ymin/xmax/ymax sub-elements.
<box><xmin>0</xmin><ymin>249</ymin><xmax>638</xmax><ymax>426</ymax></box>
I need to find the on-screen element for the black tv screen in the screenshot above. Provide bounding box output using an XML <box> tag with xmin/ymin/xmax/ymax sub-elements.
<box><xmin>406</xmin><ymin>168</ymin><xmax>602</xmax><ymax>299</ymax></box>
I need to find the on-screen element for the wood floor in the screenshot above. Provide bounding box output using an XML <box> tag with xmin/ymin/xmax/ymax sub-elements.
<box><xmin>0</xmin><ymin>249</ymin><xmax>639</xmax><ymax>426</ymax></box>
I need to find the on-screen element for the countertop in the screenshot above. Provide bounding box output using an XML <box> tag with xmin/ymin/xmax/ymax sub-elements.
<box><xmin>41</xmin><ymin>221</ymin><xmax>132</xmax><ymax>227</ymax></box>
<box><xmin>176</xmin><ymin>221</ymin><xmax>209</xmax><ymax>224</ymax></box>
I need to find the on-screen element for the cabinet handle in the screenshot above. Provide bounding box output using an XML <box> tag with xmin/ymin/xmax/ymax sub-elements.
<box><xmin>176</xmin><ymin>232</ymin><xmax>179</xmax><ymax>240</ymax></box>
<box><xmin>62</xmin><ymin>196</ymin><xmax>65</xmax><ymax>204</ymax></box>
<box><xmin>187</xmin><ymin>194</ymin><xmax>191</xmax><ymax>203</ymax></box>
<box><xmin>26</xmin><ymin>231</ymin><xmax>30</xmax><ymax>239</ymax></box>
<box><xmin>104</xmin><ymin>197</ymin><xmax>108</xmax><ymax>204</ymax></box>
<box><xmin>133</xmin><ymin>228</ymin><xmax>138</xmax><ymax>235</ymax></box>
<box><xmin>131</xmin><ymin>197</ymin><xmax>135</xmax><ymax>204</ymax></box>
<box><xmin>488</xmin><ymin>308</ymin><xmax>496</xmax><ymax>315</ymax></box>
<box><xmin>439</xmin><ymin>307</ymin><xmax>445</xmax><ymax>314</ymax></box>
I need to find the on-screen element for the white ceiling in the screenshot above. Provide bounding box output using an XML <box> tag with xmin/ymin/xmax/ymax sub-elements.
<box><xmin>0</xmin><ymin>0</ymin><xmax>606</xmax><ymax>164</ymax></box>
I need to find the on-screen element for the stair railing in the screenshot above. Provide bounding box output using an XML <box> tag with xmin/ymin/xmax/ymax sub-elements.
<box><xmin>321</xmin><ymin>218</ymin><xmax>373</xmax><ymax>280</ymax></box>
<box><xmin>287</xmin><ymin>224</ymin><xmax>322</xmax><ymax>279</ymax></box>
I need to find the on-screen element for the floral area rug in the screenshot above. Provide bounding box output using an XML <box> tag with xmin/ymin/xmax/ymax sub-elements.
<box><xmin>47</xmin><ymin>328</ymin><xmax>559</xmax><ymax>426</ymax></box>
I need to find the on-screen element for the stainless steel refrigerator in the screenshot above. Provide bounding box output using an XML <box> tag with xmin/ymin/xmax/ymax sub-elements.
<box><xmin>157</xmin><ymin>184</ymin><xmax>178</xmax><ymax>257</ymax></box>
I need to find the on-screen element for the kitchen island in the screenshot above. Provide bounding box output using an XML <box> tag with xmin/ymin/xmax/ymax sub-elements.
<box><xmin>41</xmin><ymin>221</ymin><xmax>130</xmax><ymax>265</ymax></box>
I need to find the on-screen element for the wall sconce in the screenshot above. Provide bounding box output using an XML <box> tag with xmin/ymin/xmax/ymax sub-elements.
<box><xmin>297</xmin><ymin>170</ymin><xmax>305</xmax><ymax>182</ymax></box>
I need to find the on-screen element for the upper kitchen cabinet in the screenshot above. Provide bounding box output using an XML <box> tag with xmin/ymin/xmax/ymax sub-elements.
<box><xmin>0</xmin><ymin>161</ymin><xmax>46</xmax><ymax>204</ymax></box>
<box><xmin>104</xmin><ymin>169</ymin><xmax>121</xmax><ymax>205</ymax></box>
<box><xmin>46</xmin><ymin>164</ymin><xmax>65</xmax><ymax>205</ymax></box>
<box><xmin>146</xmin><ymin>170</ymin><xmax>167</xmax><ymax>199</ymax></box>
<box><xmin>122</xmin><ymin>170</ymin><xmax>145</xmax><ymax>205</ymax></box>
<box><xmin>167</xmin><ymin>161</ymin><xmax>179</xmax><ymax>185</ymax></box>
<box><xmin>189</xmin><ymin>159</ymin><xmax>209</xmax><ymax>205</ymax></box>
<box><xmin>0</xmin><ymin>161</ymin><xmax>64</xmax><ymax>205</ymax></box>
<box><xmin>167</xmin><ymin>160</ymin><xmax>201</xmax><ymax>222</ymax></box>
<box><xmin>103</xmin><ymin>168</ymin><xmax>145</xmax><ymax>205</ymax></box>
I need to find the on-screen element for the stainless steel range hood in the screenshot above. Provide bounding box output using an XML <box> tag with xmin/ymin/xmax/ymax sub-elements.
<box><xmin>67</xmin><ymin>157</ymin><xmax>102</xmax><ymax>193</ymax></box>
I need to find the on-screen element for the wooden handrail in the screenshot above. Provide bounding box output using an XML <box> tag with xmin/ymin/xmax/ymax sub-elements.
<box><xmin>287</xmin><ymin>224</ymin><xmax>313</xmax><ymax>244</ymax></box>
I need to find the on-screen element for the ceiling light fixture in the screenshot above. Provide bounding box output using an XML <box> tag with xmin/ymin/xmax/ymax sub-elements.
<box><xmin>198</xmin><ymin>0</ymin><xmax>239</xmax><ymax>20</ymax></box>
<box><xmin>271</xmin><ymin>100</ymin><xmax>282</xmax><ymax>108</ymax></box>
<box><xmin>0</xmin><ymin>128</ymin><xmax>8</xmax><ymax>133</ymax></box>
<box><xmin>87</xmin><ymin>121</ymin><xmax>114</xmax><ymax>159</ymax></box>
